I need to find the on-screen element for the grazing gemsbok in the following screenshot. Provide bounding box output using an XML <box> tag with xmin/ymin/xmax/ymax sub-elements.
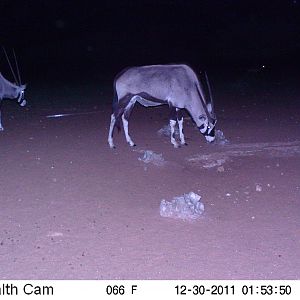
<box><xmin>108</xmin><ymin>64</ymin><xmax>216</xmax><ymax>148</ymax></box>
<box><xmin>0</xmin><ymin>72</ymin><xmax>26</xmax><ymax>131</ymax></box>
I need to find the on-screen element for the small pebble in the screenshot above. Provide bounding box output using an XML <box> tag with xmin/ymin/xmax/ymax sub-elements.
<box><xmin>217</xmin><ymin>166</ymin><xmax>225</xmax><ymax>172</ymax></box>
<box><xmin>255</xmin><ymin>184</ymin><xmax>262</xmax><ymax>192</ymax></box>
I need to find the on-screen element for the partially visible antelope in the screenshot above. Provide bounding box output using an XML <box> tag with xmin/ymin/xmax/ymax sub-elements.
<box><xmin>0</xmin><ymin>48</ymin><xmax>27</xmax><ymax>131</ymax></box>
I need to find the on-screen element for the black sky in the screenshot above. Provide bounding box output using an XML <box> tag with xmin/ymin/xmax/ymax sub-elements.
<box><xmin>1</xmin><ymin>0</ymin><xmax>300</xmax><ymax>79</ymax></box>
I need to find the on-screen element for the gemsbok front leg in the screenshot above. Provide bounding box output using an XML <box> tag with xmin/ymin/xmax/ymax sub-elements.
<box><xmin>0</xmin><ymin>106</ymin><xmax>3</xmax><ymax>131</ymax></box>
<box><xmin>169</xmin><ymin>119</ymin><xmax>178</xmax><ymax>148</ymax></box>
<box><xmin>169</xmin><ymin>107</ymin><xmax>179</xmax><ymax>148</ymax></box>
<box><xmin>177</xmin><ymin>108</ymin><xmax>187</xmax><ymax>146</ymax></box>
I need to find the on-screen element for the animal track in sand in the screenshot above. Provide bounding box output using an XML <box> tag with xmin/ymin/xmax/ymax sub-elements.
<box><xmin>186</xmin><ymin>141</ymin><xmax>300</xmax><ymax>168</ymax></box>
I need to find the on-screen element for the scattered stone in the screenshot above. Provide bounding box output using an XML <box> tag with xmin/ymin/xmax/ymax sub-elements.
<box><xmin>217</xmin><ymin>166</ymin><xmax>225</xmax><ymax>172</ymax></box>
<box><xmin>138</xmin><ymin>150</ymin><xmax>165</xmax><ymax>166</ymax></box>
<box><xmin>255</xmin><ymin>184</ymin><xmax>263</xmax><ymax>192</ymax></box>
<box><xmin>157</xmin><ymin>124</ymin><xmax>179</xmax><ymax>137</ymax></box>
<box><xmin>160</xmin><ymin>191</ymin><xmax>204</xmax><ymax>221</ymax></box>
<box><xmin>47</xmin><ymin>232</ymin><xmax>63</xmax><ymax>237</ymax></box>
<box><xmin>213</xmin><ymin>130</ymin><xmax>229</xmax><ymax>145</ymax></box>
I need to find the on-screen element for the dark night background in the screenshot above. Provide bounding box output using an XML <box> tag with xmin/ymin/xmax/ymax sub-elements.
<box><xmin>1</xmin><ymin>0</ymin><xmax>300</xmax><ymax>87</ymax></box>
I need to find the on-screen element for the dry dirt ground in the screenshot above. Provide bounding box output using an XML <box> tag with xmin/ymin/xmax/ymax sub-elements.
<box><xmin>0</xmin><ymin>79</ymin><xmax>299</xmax><ymax>279</ymax></box>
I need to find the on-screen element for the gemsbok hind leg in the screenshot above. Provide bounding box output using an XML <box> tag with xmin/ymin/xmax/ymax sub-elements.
<box><xmin>108</xmin><ymin>94</ymin><xmax>134</xmax><ymax>148</ymax></box>
<box><xmin>122</xmin><ymin>100</ymin><xmax>136</xmax><ymax>147</ymax></box>
<box><xmin>108</xmin><ymin>114</ymin><xmax>116</xmax><ymax>148</ymax></box>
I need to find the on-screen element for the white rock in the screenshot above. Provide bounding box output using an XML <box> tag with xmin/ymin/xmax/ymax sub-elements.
<box><xmin>160</xmin><ymin>191</ymin><xmax>204</xmax><ymax>220</ymax></box>
<box><xmin>217</xmin><ymin>166</ymin><xmax>225</xmax><ymax>172</ymax></box>
<box><xmin>255</xmin><ymin>184</ymin><xmax>263</xmax><ymax>192</ymax></box>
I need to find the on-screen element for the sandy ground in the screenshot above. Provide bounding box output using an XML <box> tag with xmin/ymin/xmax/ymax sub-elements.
<box><xmin>0</xmin><ymin>78</ymin><xmax>299</xmax><ymax>279</ymax></box>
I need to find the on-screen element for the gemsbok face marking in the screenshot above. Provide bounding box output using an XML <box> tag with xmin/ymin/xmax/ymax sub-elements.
<box><xmin>107</xmin><ymin>64</ymin><xmax>216</xmax><ymax>148</ymax></box>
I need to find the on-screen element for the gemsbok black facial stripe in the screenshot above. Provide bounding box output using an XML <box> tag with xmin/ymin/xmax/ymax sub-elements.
<box><xmin>203</xmin><ymin>126</ymin><xmax>215</xmax><ymax>137</ymax></box>
<box><xmin>207</xmin><ymin>127</ymin><xmax>215</xmax><ymax>137</ymax></box>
